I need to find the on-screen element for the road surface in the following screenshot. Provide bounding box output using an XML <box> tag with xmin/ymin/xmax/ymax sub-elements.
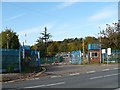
<box><xmin>2</xmin><ymin>64</ymin><xmax>120</xmax><ymax>89</ymax></box>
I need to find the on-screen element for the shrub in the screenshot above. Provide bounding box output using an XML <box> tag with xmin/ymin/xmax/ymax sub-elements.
<box><xmin>6</xmin><ymin>65</ymin><xmax>14</xmax><ymax>73</ymax></box>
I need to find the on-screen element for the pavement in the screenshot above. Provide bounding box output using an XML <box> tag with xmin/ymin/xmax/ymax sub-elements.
<box><xmin>1</xmin><ymin>67</ymin><xmax>46</xmax><ymax>83</ymax></box>
<box><xmin>2</xmin><ymin>63</ymin><xmax>120</xmax><ymax>89</ymax></box>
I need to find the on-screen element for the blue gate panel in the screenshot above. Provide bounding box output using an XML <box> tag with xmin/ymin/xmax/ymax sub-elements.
<box><xmin>71</xmin><ymin>50</ymin><xmax>82</xmax><ymax>64</ymax></box>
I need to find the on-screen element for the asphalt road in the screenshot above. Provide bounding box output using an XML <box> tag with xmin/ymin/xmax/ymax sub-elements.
<box><xmin>44</xmin><ymin>64</ymin><xmax>119</xmax><ymax>76</ymax></box>
<box><xmin>2</xmin><ymin>64</ymin><xmax>120</xmax><ymax>89</ymax></box>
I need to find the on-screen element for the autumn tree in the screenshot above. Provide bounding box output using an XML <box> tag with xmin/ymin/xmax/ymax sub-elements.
<box><xmin>100</xmin><ymin>20</ymin><xmax>120</xmax><ymax>49</ymax></box>
<box><xmin>47</xmin><ymin>42</ymin><xmax>59</xmax><ymax>56</ymax></box>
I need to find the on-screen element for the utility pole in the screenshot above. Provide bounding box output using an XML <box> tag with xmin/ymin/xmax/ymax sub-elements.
<box><xmin>82</xmin><ymin>38</ymin><xmax>85</xmax><ymax>60</ymax></box>
<box><xmin>19</xmin><ymin>44</ymin><xmax>21</xmax><ymax>73</ymax></box>
<box><xmin>99</xmin><ymin>27</ymin><xmax>102</xmax><ymax>64</ymax></box>
<box><xmin>22</xmin><ymin>33</ymin><xmax>26</xmax><ymax>68</ymax></box>
<box><xmin>100</xmin><ymin>32</ymin><xmax>102</xmax><ymax>64</ymax></box>
<box><xmin>22</xmin><ymin>42</ymin><xmax>25</xmax><ymax>68</ymax></box>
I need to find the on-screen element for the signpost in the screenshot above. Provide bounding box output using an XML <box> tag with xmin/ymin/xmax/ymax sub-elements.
<box><xmin>107</xmin><ymin>48</ymin><xmax>111</xmax><ymax>55</ymax></box>
<box><xmin>37</xmin><ymin>51</ymin><xmax>40</xmax><ymax>66</ymax></box>
<box><xmin>102</xmin><ymin>49</ymin><xmax>106</xmax><ymax>54</ymax></box>
<box><xmin>107</xmin><ymin>48</ymin><xmax>111</xmax><ymax>65</ymax></box>
<box><xmin>102</xmin><ymin>49</ymin><xmax>106</xmax><ymax>63</ymax></box>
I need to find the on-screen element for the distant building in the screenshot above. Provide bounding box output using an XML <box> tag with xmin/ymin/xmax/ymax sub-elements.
<box><xmin>88</xmin><ymin>44</ymin><xmax>101</xmax><ymax>63</ymax></box>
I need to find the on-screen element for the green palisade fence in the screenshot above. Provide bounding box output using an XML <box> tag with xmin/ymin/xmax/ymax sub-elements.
<box><xmin>0</xmin><ymin>49</ymin><xmax>19</xmax><ymax>72</ymax></box>
<box><xmin>102</xmin><ymin>50</ymin><xmax>120</xmax><ymax>63</ymax></box>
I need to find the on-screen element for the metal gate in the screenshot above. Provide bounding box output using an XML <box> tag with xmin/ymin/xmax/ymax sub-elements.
<box><xmin>71</xmin><ymin>50</ymin><xmax>82</xmax><ymax>64</ymax></box>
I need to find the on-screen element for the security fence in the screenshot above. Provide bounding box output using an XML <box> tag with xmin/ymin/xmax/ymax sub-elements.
<box><xmin>102</xmin><ymin>50</ymin><xmax>120</xmax><ymax>63</ymax></box>
<box><xmin>24</xmin><ymin>50</ymin><xmax>39</xmax><ymax>67</ymax></box>
<box><xmin>40</xmin><ymin>56</ymin><xmax>63</xmax><ymax>64</ymax></box>
<box><xmin>0</xmin><ymin>49</ymin><xmax>19</xmax><ymax>72</ymax></box>
<box><xmin>0</xmin><ymin>49</ymin><xmax>41</xmax><ymax>73</ymax></box>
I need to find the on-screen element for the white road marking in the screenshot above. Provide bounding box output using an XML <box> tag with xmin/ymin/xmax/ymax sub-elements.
<box><xmin>50</xmin><ymin>76</ymin><xmax>62</xmax><ymax>78</ymax></box>
<box><xmin>102</xmin><ymin>69</ymin><xmax>109</xmax><ymax>71</ymax></box>
<box><xmin>104</xmin><ymin>73</ymin><xmax>120</xmax><ymax>77</ymax></box>
<box><xmin>90</xmin><ymin>76</ymin><xmax>103</xmax><ymax>80</ymax></box>
<box><xmin>113</xmin><ymin>68</ymin><xmax>118</xmax><ymax>70</ymax></box>
<box><xmin>69</xmin><ymin>73</ymin><xmax>80</xmax><ymax>76</ymax></box>
<box><xmin>45</xmin><ymin>82</ymin><xmax>65</xmax><ymax>87</ymax></box>
<box><xmin>86</xmin><ymin>71</ymin><xmax>95</xmax><ymax>74</ymax></box>
<box><xmin>24</xmin><ymin>82</ymin><xmax>65</xmax><ymax>88</ymax></box>
<box><xmin>90</xmin><ymin>73</ymin><xmax>120</xmax><ymax>80</ymax></box>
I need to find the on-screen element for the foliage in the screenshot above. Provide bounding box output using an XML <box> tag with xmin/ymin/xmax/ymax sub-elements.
<box><xmin>0</xmin><ymin>28</ymin><xmax>19</xmax><ymax>49</ymax></box>
<box><xmin>31</xmin><ymin>21</ymin><xmax>120</xmax><ymax>57</ymax></box>
<box><xmin>47</xmin><ymin>42</ymin><xmax>59</xmax><ymax>56</ymax></box>
<box><xmin>100</xmin><ymin>21</ymin><xmax>120</xmax><ymax>49</ymax></box>
<box><xmin>32</xmin><ymin>36</ymin><xmax>98</xmax><ymax>57</ymax></box>
<box><xmin>31</xmin><ymin>27</ymin><xmax>52</xmax><ymax>57</ymax></box>
<box><xmin>6</xmin><ymin>64</ymin><xmax>14</xmax><ymax>73</ymax></box>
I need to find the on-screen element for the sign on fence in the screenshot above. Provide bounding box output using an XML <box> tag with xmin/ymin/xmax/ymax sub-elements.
<box><xmin>102</xmin><ymin>49</ymin><xmax>106</xmax><ymax>54</ymax></box>
<box><xmin>107</xmin><ymin>48</ymin><xmax>111</xmax><ymax>55</ymax></box>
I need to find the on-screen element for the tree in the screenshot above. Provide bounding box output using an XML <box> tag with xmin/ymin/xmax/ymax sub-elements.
<box><xmin>47</xmin><ymin>42</ymin><xmax>59</xmax><ymax>56</ymax></box>
<box><xmin>100</xmin><ymin>21</ymin><xmax>120</xmax><ymax>49</ymax></box>
<box><xmin>0</xmin><ymin>28</ymin><xmax>19</xmax><ymax>49</ymax></box>
<box><xmin>59</xmin><ymin>42</ymin><xmax>68</xmax><ymax>52</ymax></box>
<box><xmin>84</xmin><ymin>36</ymin><xmax>98</xmax><ymax>53</ymax></box>
<box><xmin>33</xmin><ymin>27</ymin><xmax>52</xmax><ymax>63</ymax></box>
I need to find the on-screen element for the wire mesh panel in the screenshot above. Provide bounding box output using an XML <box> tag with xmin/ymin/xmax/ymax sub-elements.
<box><xmin>28</xmin><ymin>50</ymin><xmax>40</xmax><ymax>67</ymax></box>
<box><xmin>71</xmin><ymin>50</ymin><xmax>82</xmax><ymax>64</ymax></box>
